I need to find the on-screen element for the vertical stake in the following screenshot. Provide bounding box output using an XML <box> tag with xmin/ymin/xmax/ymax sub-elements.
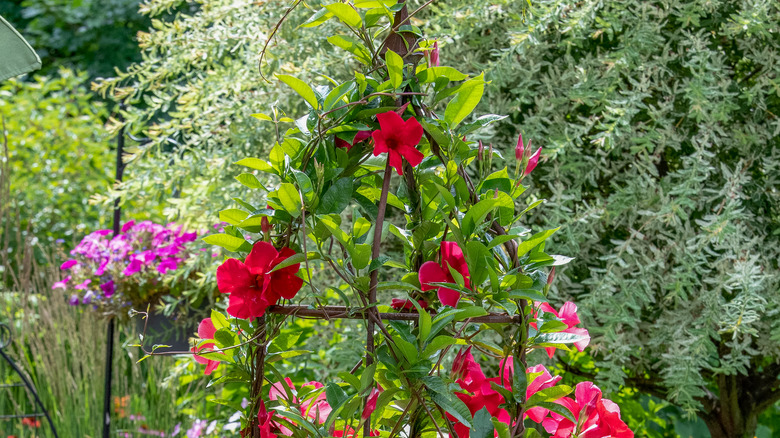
<box><xmin>102</xmin><ymin>110</ymin><xmax>126</xmax><ymax>438</ymax></box>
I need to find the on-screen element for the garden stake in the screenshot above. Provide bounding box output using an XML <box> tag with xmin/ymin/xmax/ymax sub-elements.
<box><xmin>102</xmin><ymin>113</ymin><xmax>126</xmax><ymax>438</ymax></box>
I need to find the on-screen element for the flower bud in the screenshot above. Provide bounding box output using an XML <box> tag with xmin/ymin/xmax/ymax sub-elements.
<box><xmin>547</xmin><ymin>267</ymin><xmax>556</xmax><ymax>286</ymax></box>
<box><xmin>430</xmin><ymin>41</ymin><xmax>440</xmax><ymax>67</ymax></box>
<box><xmin>515</xmin><ymin>133</ymin><xmax>525</xmax><ymax>160</ymax></box>
<box><xmin>524</xmin><ymin>147</ymin><xmax>542</xmax><ymax>176</ymax></box>
<box><xmin>478</xmin><ymin>140</ymin><xmax>484</xmax><ymax>161</ymax></box>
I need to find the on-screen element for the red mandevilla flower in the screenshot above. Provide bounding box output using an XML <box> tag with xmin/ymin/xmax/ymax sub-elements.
<box><xmin>390</xmin><ymin>298</ymin><xmax>429</xmax><ymax>311</ymax></box>
<box><xmin>191</xmin><ymin>318</ymin><xmax>222</xmax><ymax>375</ymax></box>
<box><xmin>216</xmin><ymin>241</ymin><xmax>303</xmax><ymax>320</ymax></box>
<box><xmin>525</xmin><ymin>146</ymin><xmax>542</xmax><ymax>176</ymax></box>
<box><xmin>371</xmin><ymin>111</ymin><xmax>424</xmax><ymax>176</ymax></box>
<box><xmin>419</xmin><ymin>241</ymin><xmax>470</xmax><ymax>307</ymax></box>
<box><xmin>541</xmin><ymin>382</ymin><xmax>633</xmax><ymax>438</ymax></box>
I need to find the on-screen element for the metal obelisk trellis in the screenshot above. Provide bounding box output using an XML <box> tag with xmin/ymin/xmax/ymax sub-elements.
<box><xmin>102</xmin><ymin>112</ymin><xmax>126</xmax><ymax>438</ymax></box>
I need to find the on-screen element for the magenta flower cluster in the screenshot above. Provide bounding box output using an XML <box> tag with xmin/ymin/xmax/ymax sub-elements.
<box><xmin>53</xmin><ymin>220</ymin><xmax>197</xmax><ymax>307</ymax></box>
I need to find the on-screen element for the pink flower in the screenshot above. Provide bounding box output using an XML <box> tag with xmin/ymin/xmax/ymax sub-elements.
<box><xmin>156</xmin><ymin>257</ymin><xmax>181</xmax><ymax>274</ymax></box>
<box><xmin>542</xmin><ymin>382</ymin><xmax>633</xmax><ymax>438</ymax></box>
<box><xmin>419</xmin><ymin>241</ymin><xmax>470</xmax><ymax>307</ymax></box>
<box><xmin>100</xmin><ymin>280</ymin><xmax>116</xmax><ymax>298</ymax></box>
<box><xmin>362</xmin><ymin>388</ymin><xmax>380</xmax><ymax>420</ymax></box>
<box><xmin>532</xmin><ymin>301</ymin><xmax>590</xmax><ymax>357</ymax></box>
<box><xmin>256</xmin><ymin>401</ymin><xmax>278</xmax><ymax>438</ymax></box>
<box><xmin>335</xmin><ymin>130</ymin><xmax>372</xmax><ymax>151</ymax></box>
<box><xmin>52</xmin><ymin>275</ymin><xmax>71</xmax><ymax>290</ymax></box>
<box><xmin>74</xmin><ymin>279</ymin><xmax>92</xmax><ymax>290</ymax></box>
<box><xmin>190</xmin><ymin>318</ymin><xmax>221</xmax><ymax>375</ymax></box>
<box><xmin>123</xmin><ymin>258</ymin><xmax>143</xmax><ymax>276</ymax></box>
<box><xmin>525</xmin><ymin>147</ymin><xmax>542</xmax><ymax>176</ymax></box>
<box><xmin>524</xmin><ymin>364</ymin><xmax>563</xmax><ymax>423</ymax></box>
<box><xmin>216</xmin><ymin>242</ymin><xmax>303</xmax><ymax>320</ymax></box>
<box><xmin>60</xmin><ymin>260</ymin><xmax>79</xmax><ymax>270</ymax></box>
<box><xmin>121</xmin><ymin>220</ymin><xmax>135</xmax><ymax>233</ymax></box>
<box><xmin>390</xmin><ymin>299</ymin><xmax>429</xmax><ymax>311</ymax></box>
<box><xmin>372</xmin><ymin>111</ymin><xmax>424</xmax><ymax>176</ymax></box>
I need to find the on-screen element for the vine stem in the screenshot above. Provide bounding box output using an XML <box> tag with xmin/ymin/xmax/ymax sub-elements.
<box><xmin>251</xmin><ymin>316</ymin><xmax>267</xmax><ymax>438</ymax></box>
<box><xmin>364</xmin><ymin>158</ymin><xmax>392</xmax><ymax>436</ymax></box>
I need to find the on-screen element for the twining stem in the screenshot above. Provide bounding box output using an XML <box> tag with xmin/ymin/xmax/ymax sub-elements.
<box><xmin>364</xmin><ymin>159</ymin><xmax>393</xmax><ymax>436</ymax></box>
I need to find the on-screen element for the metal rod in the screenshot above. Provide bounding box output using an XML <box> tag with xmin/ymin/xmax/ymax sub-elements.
<box><xmin>102</xmin><ymin>111</ymin><xmax>126</xmax><ymax>438</ymax></box>
<box><xmin>266</xmin><ymin>305</ymin><xmax>521</xmax><ymax>324</ymax></box>
<box><xmin>0</xmin><ymin>348</ymin><xmax>59</xmax><ymax>437</ymax></box>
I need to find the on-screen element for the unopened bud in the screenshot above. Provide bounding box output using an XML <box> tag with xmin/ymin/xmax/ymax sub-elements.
<box><xmin>515</xmin><ymin>134</ymin><xmax>525</xmax><ymax>160</ymax></box>
<box><xmin>430</xmin><ymin>41</ymin><xmax>440</xmax><ymax>67</ymax></box>
<box><xmin>524</xmin><ymin>147</ymin><xmax>542</xmax><ymax>176</ymax></box>
<box><xmin>547</xmin><ymin>267</ymin><xmax>556</xmax><ymax>286</ymax></box>
<box><xmin>478</xmin><ymin>140</ymin><xmax>484</xmax><ymax>161</ymax></box>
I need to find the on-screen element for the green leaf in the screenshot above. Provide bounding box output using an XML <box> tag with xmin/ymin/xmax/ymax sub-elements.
<box><xmin>459</xmin><ymin>114</ymin><xmax>508</xmax><ymax>135</ymax></box>
<box><xmin>235</xmin><ymin>157</ymin><xmax>274</xmax><ymax>173</ymax></box>
<box><xmin>533</xmin><ymin>401</ymin><xmax>576</xmax><ymax>423</ymax></box>
<box><xmin>318</xmin><ymin>214</ymin><xmax>351</xmax><ymax>246</ymax></box>
<box><xmin>251</xmin><ymin>112</ymin><xmax>273</xmax><ymax>121</ymax></box>
<box><xmin>300</xmin><ymin>8</ymin><xmax>333</xmax><ymax>28</ymax></box>
<box><xmin>506</xmin><ymin>289</ymin><xmax>547</xmax><ymax>302</ymax></box>
<box><xmin>210</xmin><ymin>310</ymin><xmax>229</xmax><ymax>331</ymax></box>
<box><xmin>202</xmin><ymin>234</ymin><xmax>251</xmax><ymax>252</ymax></box>
<box><xmin>392</xmin><ymin>337</ymin><xmax>418</xmax><ymax>363</ymax></box>
<box><xmin>517</xmin><ymin>228</ymin><xmax>560</xmax><ymax>258</ymax></box>
<box><xmin>525</xmin><ymin>385</ymin><xmax>573</xmax><ymax>407</ymax></box>
<box><xmin>317</xmin><ymin>178</ymin><xmax>353</xmax><ymax>214</ymax></box>
<box><xmin>276</xmin><ymin>74</ymin><xmax>319</xmax><ymax>109</ymax></box>
<box><xmin>445</xmin><ymin>72</ymin><xmax>485</xmax><ymax>128</ymax></box>
<box><xmin>235</xmin><ymin>173</ymin><xmax>267</xmax><ymax>190</ymax></box>
<box><xmin>534</xmin><ymin>332</ymin><xmax>590</xmax><ymax>346</ymax></box>
<box><xmin>416</xmin><ymin>66</ymin><xmax>469</xmax><ymax>83</ymax></box>
<box><xmin>327</xmin><ymin>35</ymin><xmax>372</xmax><ymax>66</ymax></box>
<box><xmin>323</xmin><ymin>3</ymin><xmax>362</xmax><ymax>28</ymax></box>
<box><xmin>470</xmin><ymin>407</ymin><xmax>494</xmax><ymax>438</ymax></box>
<box><xmin>360</xmin><ymin>364</ymin><xmax>376</xmax><ymax>392</ymax></box>
<box><xmin>353</xmin><ymin>217</ymin><xmax>371</xmax><ymax>238</ymax></box>
<box><xmin>512</xmin><ymin>357</ymin><xmax>527</xmax><ymax>403</ymax></box>
<box><xmin>269</xmin><ymin>251</ymin><xmax>319</xmax><ymax>272</ymax></box>
<box><xmin>324</xmin><ymin>81</ymin><xmax>355</xmax><ymax>111</ymax></box>
<box><xmin>350</xmin><ymin>243</ymin><xmax>371</xmax><ymax>270</ymax></box>
<box><xmin>385</xmin><ymin>50</ymin><xmax>404</xmax><ymax>89</ymax></box>
<box><xmin>277</xmin><ymin>183</ymin><xmax>302</xmax><ymax>217</ymax></box>
<box><xmin>325</xmin><ymin>382</ymin><xmax>350</xmax><ymax>409</ymax></box>
<box><xmin>219</xmin><ymin>208</ymin><xmax>249</xmax><ymax>225</ymax></box>
<box><xmin>428</xmin><ymin>388</ymin><xmax>472</xmax><ymax>428</ymax></box>
<box><xmin>214</xmin><ymin>328</ymin><xmax>236</xmax><ymax>349</ymax></box>
<box><xmin>462</xmin><ymin>198</ymin><xmax>497</xmax><ymax>237</ymax></box>
<box><xmin>422</xmin><ymin>335</ymin><xmax>462</xmax><ymax>358</ymax></box>
<box><xmin>267</xmin><ymin>350</ymin><xmax>311</xmax><ymax>363</ymax></box>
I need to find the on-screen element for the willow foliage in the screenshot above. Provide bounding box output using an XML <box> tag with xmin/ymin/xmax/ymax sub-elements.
<box><xmin>97</xmin><ymin>0</ymin><xmax>780</xmax><ymax>436</ymax></box>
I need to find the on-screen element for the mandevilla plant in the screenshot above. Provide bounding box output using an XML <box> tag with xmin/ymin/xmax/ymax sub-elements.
<box><xmin>186</xmin><ymin>1</ymin><xmax>634</xmax><ymax>437</ymax></box>
<box><xmin>54</xmin><ymin>220</ymin><xmax>202</xmax><ymax>317</ymax></box>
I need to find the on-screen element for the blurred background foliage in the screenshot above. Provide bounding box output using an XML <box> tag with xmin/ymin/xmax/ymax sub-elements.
<box><xmin>1</xmin><ymin>0</ymin><xmax>779</xmax><ymax>436</ymax></box>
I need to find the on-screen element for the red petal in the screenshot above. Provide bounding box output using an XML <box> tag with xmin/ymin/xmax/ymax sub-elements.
<box><xmin>399</xmin><ymin>116</ymin><xmax>423</xmax><ymax>147</ymax></box>
<box><xmin>270</xmin><ymin>272</ymin><xmax>304</xmax><ymax>300</ymax></box>
<box><xmin>441</xmin><ymin>241</ymin><xmax>470</xmax><ymax>286</ymax></box>
<box><xmin>376</xmin><ymin>111</ymin><xmax>406</xmax><ymax>133</ymax></box>
<box><xmin>372</xmin><ymin>130</ymin><xmax>389</xmax><ymax>156</ymax></box>
<box><xmin>245</xmin><ymin>241</ymin><xmax>279</xmax><ymax>276</ymax></box>
<box><xmin>387</xmin><ymin>149</ymin><xmax>404</xmax><ymax>176</ymax></box>
<box><xmin>397</xmin><ymin>143</ymin><xmax>424</xmax><ymax>168</ymax></box>
<box><xmin>197</xmin><ymin>318</ymin><xmax>216</xmax><ymax>339</ymax></box>
<box><xmin>226</xmin><ymin>288</ymin><xmax>271</xmax><ymax>320</ymax></box>
<box><xmin>353</xmin><ymin>130</ymin><xmax>372</xmax><ymax>144</ymax></box>
<box><xmin>558</xmin><ymin>301</ymin><xmax>580</xmax><ymax>327</ymax></box>
<box><xmin>217</xmin><ymin>258</ymin><xmax>254</xmax><ymax>295</ymax></box>
<box><xmin>438</xmin><ymin>286</ymin><xmax>461</xmax><ymax>307</ymax></box>
<box><xmin>419</xmin><ymin>261</ymin><xmax>447</xmax><ymax>291</ymax></box>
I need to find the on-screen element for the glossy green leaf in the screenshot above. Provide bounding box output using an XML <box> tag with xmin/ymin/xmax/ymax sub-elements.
<box><xmin>277</xmin><ymin>183</ymin><xmax>302</xmax><ymax>217</ymax></box>
<box><xmin>385</xmin><ymin>50</ymin><xmax>403</xmax><ymax>89</ymax></box>
<box><xmin>276</xmin><ymin>74</ymin><xmax>319</xmax><ymax>109</ymax></box>
<box><xmin>327</xmin><ymin>35</ymin><xmax>372</xmax><ymax>66</ymax></box>
<box><xmin>323</xmin><ymin>3</ymin><xmax>362</xmax><ymax>28</ymax></box>
<box><xmin>445</xmin><ymin>72</ymin><xmax>485</xmax><ymax>128</ymax></box>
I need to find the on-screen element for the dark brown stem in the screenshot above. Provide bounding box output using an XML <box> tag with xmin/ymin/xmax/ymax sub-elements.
<box><xmin>364</xmin><ymin>159</ymin><xmax>392</xmax><ymax>435</ymax></box>
<box><xmin>267</xmin><ymin>305</ymin><xmax>521</xmax><ymax>323</ymax></box>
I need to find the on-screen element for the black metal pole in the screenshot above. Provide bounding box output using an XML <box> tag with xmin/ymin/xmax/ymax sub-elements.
<box><xmin>102</xmin><ymin>112</ymin><xmax>126</xmax><ymax>438</ymax></box>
